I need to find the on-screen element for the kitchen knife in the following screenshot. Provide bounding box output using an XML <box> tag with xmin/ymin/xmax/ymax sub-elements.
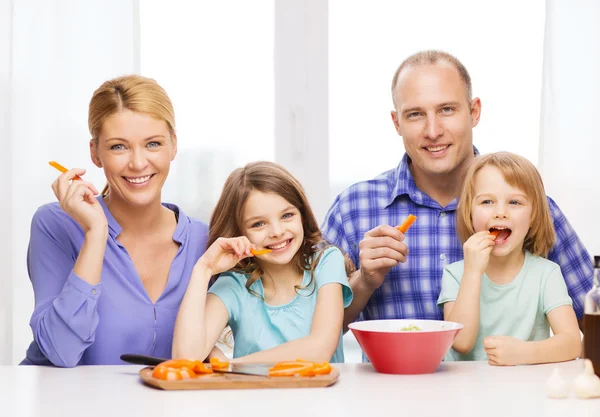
<box><xmin>120</xmin><ymin>354</ymin><xmax>270</xmax><ymax>377</ymax></box>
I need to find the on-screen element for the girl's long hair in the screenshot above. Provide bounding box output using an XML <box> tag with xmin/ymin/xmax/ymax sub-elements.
<box><xmin>208</xmin><ymin>161</ymin><xmax>354</xmax><ymax>297</ymax></box>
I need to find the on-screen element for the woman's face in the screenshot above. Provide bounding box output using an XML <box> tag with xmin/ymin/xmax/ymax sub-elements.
<box><xmin>90</xmin><ymin>109</ymin><xmax>177</xmax><ymax>208</ymax></box>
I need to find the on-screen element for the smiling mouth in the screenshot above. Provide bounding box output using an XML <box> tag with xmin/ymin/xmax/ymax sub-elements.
<box><xmin>490</xmin><ymin>227</ymin><xmax>512</xmax><ymax>242</ymax></box>
<box><xmin>267</xmin><ymin>239</ymin><xmax>292</xmax><ymax>251</ymax></box>
<box><xmin>424</xmin><ymin>145</ymin><xmax>449</xmax><ymax>153</ymax></box>
<box><xmin>124</xmin><ymin>174</ymin><xmax>154</xmax><ymax>184</ymax></box>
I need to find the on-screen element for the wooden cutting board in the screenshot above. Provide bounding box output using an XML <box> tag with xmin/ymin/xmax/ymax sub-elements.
<box><xmin>139</xmin><ymin>366</ymin><xmax>340</xmax><ymax>390</ymax></box>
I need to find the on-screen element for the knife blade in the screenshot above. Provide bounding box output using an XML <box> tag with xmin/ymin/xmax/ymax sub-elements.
<box><xmin>120</xmin><ymin>354</ymin><xmax>270</xmax><ymax>377</ymax></box>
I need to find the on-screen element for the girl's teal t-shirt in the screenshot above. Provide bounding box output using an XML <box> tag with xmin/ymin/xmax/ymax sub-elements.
<box><xmin>208</xmin><ymin>246</ymin><xmax>353</xmax><ymax>363</ymax></box>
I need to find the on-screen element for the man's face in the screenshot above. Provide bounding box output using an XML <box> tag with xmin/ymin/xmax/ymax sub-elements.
<box><xmin>391</xmin><ymin>62</ymin><xmax>481</xmax><ymax>180</ymax></box>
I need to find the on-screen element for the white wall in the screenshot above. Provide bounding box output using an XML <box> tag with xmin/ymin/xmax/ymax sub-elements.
<box><xmin>1</xmin><ymin>0</ymin><xmax>15</xmax><ymax>366</ymax></box>
<box><xmin>539</xmin><ymin>0</ymin><xmax>600</xmax><ymax>258</ymax></box>
<box><xmin>6</xmin><ymin>0</ymin><xmax>139</xmax><ymax>365</ymax></box>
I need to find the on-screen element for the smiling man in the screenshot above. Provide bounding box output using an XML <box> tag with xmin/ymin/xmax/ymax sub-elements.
<box><xmin>322</xmin><ymin>50</ymin><xmax>593</xmax><ymax>335</ymax></box>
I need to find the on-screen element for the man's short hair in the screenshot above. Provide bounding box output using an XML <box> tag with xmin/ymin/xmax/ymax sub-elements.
<box><xmin>391</xmin><ymin>50</ymin><xmax>472</xmax><ymax>107</ymax></box>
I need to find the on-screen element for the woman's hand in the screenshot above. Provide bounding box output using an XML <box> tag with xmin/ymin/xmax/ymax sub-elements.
<box><xmin>51</xmin><ymin>168</ymin><xmax>107</xmax><ymax>234</ymax></box>
<box><xmin>462</xmin><ymin>231</ymin><xmax>496</xmax><ymax>277</ymax></box>
<box><xmin>195</xmin><ymin>237</ymin><xmax>254</xmax><ymax>276</ymax></box>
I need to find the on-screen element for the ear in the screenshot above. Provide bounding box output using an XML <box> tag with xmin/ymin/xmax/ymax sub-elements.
<box><xmin>170</xmin><ymin>133</ymin><xmax>178</xmax><ymax>161</ymax></box>
<box><xmin>470</xmin><ymin>97</ymin><xmax>482</xmax><ymax>128</ymax></box>
<box><xmin>390</xmin><ymin>110</ymin><xmax>402</xmax><ymax>136</ymax></box>
<box><xmin>89</xmin><ymin>139</ymin><xmax>102</xmax><ymax>167</ymax></box>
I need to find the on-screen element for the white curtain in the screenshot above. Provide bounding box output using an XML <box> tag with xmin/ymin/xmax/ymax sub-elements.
<box><xmin>539</xmin><ymin>0</ymin><xmax>600</xmax><ymax>258</ymax></box>
<box><xmin>1</xmin><ymin>0</ymin><xmax>139</xmax><ymax>365</ymax></box>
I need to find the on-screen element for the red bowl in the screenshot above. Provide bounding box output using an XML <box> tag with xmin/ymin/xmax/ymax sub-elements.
<box><xmin>348</xmin><ymin>319</ymin><xmax>463</xmax><ymax>374</ymax></box>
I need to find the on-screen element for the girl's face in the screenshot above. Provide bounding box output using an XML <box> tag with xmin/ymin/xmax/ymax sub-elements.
<box><xmin>471</xmin><ymin>165</ymin><xmax>533</xmax><ymax>258</ymax></box>
<box><xmin>241</xmin><ymin>190</ymin><xmax>304</xmax><ymax>267</ymax></box>
<box><xmin>90</xmin><ymin>109</ymin><xmax>177</xmax><ymax>207</ymax></box>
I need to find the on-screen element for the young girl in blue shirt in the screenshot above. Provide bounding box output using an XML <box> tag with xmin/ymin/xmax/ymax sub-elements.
<box><xmin>437</xmin><ymin>152</ymin><xmax>582</xmax><ymax>365</ymax></box>
<box><xmin>173</xmin><ymin>161</ymin><xmax>353</xmax><ymax>363</ymax></box>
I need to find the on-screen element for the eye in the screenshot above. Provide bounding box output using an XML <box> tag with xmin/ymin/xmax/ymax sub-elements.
<box><xmin>147</xmin><ymin>141</ymin><xmax>161</xmax><ymax>148</ymax></box>
<box><xmin>509</xmin><ymin>200</ymin><xmax>522</xmax><ymax>205</ymax></box>
<box><xmin>110</xmin><ymin>144</ymin><xmax>126</xmax><ymax>151</ymax></box>
<box><xmin>481</xmin><ymin>199</ymin><xmax>493</xmax><ymax>205</ymax></box>
<box><xmin>440</xmin><ymin>106</ymin><xmax>454</xmax><ymax>115</ymax></box>
<box><xmin>282</xmin><ymin>212</ymin><xmax>294</xmax><ymax>220</ymax></box>
<box><xmin>406</xmin><ymin>112</ymin><xmax>422</xmax><ymax>119</ymax></box>
<box><xmin>251</xmin><ymin>221</ymin><xmax>265</xmax><ymax>228</ymax></box>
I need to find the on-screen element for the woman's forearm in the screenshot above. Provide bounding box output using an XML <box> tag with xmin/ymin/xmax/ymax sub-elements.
<box><xmin>72</xmin><ymin>227</ymin><xmax>108</xmax><ymax>285</ymax></box>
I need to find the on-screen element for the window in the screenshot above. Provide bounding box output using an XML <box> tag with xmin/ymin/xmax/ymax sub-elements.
<box><xmin>140</xmin><ymin>0</ymin><xmax>275</xmax><ymax>221</ymax></box>
<box><xmin>329</xmin><ymin>0</ymin><xmax>545</xmax><ymax>199</ymax></box>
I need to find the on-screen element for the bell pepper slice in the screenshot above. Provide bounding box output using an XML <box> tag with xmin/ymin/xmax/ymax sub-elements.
<box><xmin>209</xmin><ymin>357</ymin><xmax>230</xmax><ymax>369</ymax></box>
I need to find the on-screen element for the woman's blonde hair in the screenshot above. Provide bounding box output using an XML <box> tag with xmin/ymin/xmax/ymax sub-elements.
<box><xmin>456</xmin><ymin>152</ymin><xmax>554</xmax><ymax>257</ymax></box>
<box><xmin>88</xmin><ymin>74</ymin><xmax>176</xmax><ymax>195</ymax></box>
<box><xmin>208</xmin><ymin>161</ymin><xmax>355</xmax><ymax>297</ymax></box>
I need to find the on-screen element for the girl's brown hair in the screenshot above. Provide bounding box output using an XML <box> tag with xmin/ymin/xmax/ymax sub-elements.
<box><xmin>456</xmin><ymin>152</ymin><xmax>555</xmax><ymax>257</ymax></box>
<box><xmin>88</xmin><ymin>75</ymin><xmax>176</xmax><ymax>195</ymax></box>
<box><xmin>208</xmin><ymin>161</ymin><xmax>354</xmax><ymax>296</ymax></box>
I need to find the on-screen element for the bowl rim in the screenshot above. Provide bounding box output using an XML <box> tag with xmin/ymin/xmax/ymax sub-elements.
<box><xmin>348</xmin><ymin>319</ymin><xmax>464</xmax><ymax>334</ymax></box>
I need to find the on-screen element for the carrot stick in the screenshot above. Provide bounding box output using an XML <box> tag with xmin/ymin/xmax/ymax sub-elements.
<box><xmin>396</xmin><ymin>214</ymin><xmax>417</xmax><ymax>234</ymax></box>
<box><xmin>49</xmin><ymin>161</ymin><xmax>82</xmax><ymax>181</ymax></box>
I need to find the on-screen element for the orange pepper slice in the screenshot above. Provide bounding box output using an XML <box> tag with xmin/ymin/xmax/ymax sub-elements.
<box><xmin>152</xmin><ymin>364</ymin><xmax>196</xmax><ymax>380</ymax></box>
<box><xmin>209</xmin><ymin>357</ymin><xmax>230</xmax><ymax>369</ymax></box>
<box><xmin>251</xmin><ymin>248</ymin><xmax>272</xmax><ymax>256</ymax></box>
<box><xmin>268</xmin><ymin>360</ymin><xmax>332</xmax><ymax>377</ymax></box>
<box><xmin>269</xmin><ymin>365</ymin><xmax>313</xmax><ymax>377</ymax></box>
<box><xmin>490</xmin><ymin>230</ymin><xmax>500</xmax><ymax>238</ymax></box>
<box><xmin>396</xmin><ymin>214</ymin><xmax>417</xmax><ymax>234</ymax></box>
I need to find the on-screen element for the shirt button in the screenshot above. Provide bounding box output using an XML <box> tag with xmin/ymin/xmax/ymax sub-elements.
<box><xmin>92</xmin><ymin>289</ymin><xmax>97</xmax><ymax>295</ymax></box>
<box><xmin>440</xmin><ymin>254</ymin><xmax>446</xmax><ymax>260</ymax></box>
<box><xmin>440</xmin><ymin>212</ymin><xmax>446</xmax><ymax>218</ymax></box>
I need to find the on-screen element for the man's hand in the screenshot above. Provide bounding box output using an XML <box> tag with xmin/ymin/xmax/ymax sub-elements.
<box><xmin>484</xmin><ymin>336</ymin><xmax>526</xmax><ymax>366</ymax></box>
<box><xmin>358</xmin><ymin>225</ymin><xmax>408</xmax><ymax>290</ymax></box>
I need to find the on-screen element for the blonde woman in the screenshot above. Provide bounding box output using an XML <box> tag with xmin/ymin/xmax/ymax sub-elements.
<box><xmin>22</xmin><ymin>75</ymin><xmax>209</xmax><ymax>367</ymax></box>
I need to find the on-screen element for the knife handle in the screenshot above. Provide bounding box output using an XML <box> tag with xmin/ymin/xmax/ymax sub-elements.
<box><xmin>120</xmin><ymin>353</ymin><xmax>168</xmax><ymax>366</ymax></box>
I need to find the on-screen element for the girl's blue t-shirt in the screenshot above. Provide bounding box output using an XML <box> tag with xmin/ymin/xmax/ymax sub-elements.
<box><xmin>208</xmin><ymin>246</ymin><xmax>353</xmax><ymax>363</ymax></box>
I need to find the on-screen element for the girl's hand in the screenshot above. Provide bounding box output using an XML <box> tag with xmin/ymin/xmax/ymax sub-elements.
<box><xmin>484</xmin><ymin>336</ymin><xmax>526</xmax><ymax>366</ymax></box>
<box><xmin>462</xmin><ymin>231</ymin><xmax>496</xmax><ymax>277</ymax></box>
<box><xmin>196</xmin><ymin>237</ymin><xmax>253</xmax><ymax>276</ymax></box>
<box><xmin>51</xmin><ymin>168</ymin><xmax>107</xmax><ymax>234</ymax></box>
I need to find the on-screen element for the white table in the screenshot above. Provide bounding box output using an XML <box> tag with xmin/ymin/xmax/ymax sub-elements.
<box><xmin>1</xmin><ymin>360</ymin><xmax>599</xmax><ymax>417</ymax></box>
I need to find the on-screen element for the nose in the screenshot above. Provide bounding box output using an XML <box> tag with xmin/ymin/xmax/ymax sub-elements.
<box><xmin>425</xmin><ymin>115</ymin><xmax>444</xmax><ymax>140</ymax></box>
<box><xmin>268</xmin><ymin>221</ymin><xmax>284</xmax><ymax>238</ymax></box>
<box><xmin>128</xmin><ymin>147</ymin><xmax>148</xmax><ymax>171</ymax></box>
<box><xmin>494</xmin><ymin>202</ymin><xmax>508</xmax><ymax>219</ymax></box>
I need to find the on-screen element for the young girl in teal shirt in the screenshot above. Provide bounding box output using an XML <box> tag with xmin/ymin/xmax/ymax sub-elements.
<box><xmin>437</xmin><ymin>152</ymin><xmax>582</xmax><ymax>365</ymax></box>
<box><xmin>173</xmin><ymin>161</ymin><xmax>353</xmax><ymax>363</ymax></box>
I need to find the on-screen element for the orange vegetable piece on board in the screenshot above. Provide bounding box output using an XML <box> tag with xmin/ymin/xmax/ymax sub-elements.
<box><xmin>268</xmin><ymin>360</ymin><xmax>332</xmax><ymax>377</ymax></box>
<box><xmin>152</xmin><ymin>364</ymin><xmax>196</xmax><ymax>381</ymax></box>
<box><xmin>209</xmin><ymin>357</ymin><xmax>230</xmax><ymax>369</ymax></box>
<box><xmin>396</xmin><ymin>214</ymin><xmax>417</xmax><ymax>234</ymax></box>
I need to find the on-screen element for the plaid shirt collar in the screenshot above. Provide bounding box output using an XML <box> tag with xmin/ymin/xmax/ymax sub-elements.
<box><xmin>387</xmin><ymin>145</ymin><xmax>480</xmax><ymax>210</ymax></box>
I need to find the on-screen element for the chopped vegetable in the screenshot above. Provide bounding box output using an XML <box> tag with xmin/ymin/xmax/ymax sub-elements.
<box><xmin>151</xmin><ymin>359</ymin><xmax>213</xmax><ymax>380</ymax></box>
<box><xmin>397</xmin><ymin>215</ymin><xmax>417</xmax><ymax>234</ymax></box>
<box><xmin>400</xmin><ymin>324</ymin><xmax>422</xmax><ymax>331</ymax></box>
<box><xmin>268</xmin><ymin>360</ymin><xmax>333</xmax><ymax>377</ymax></box>
<box><xmin>209</xmin><ymin>357</ymin><xmax>230</xmax><ymax>369</ymax></box>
